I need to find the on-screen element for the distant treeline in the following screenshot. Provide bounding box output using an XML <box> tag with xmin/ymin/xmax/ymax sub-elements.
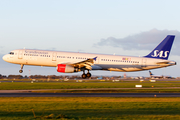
<box><xmin>0</xmin><ymin>74</ymin><xmax>6</xmax><ymax>79</ymax></box>
<box><xmin>0</xmin><ymin>74</ymin><xmax>80</xmax><ymax>79</ymax></box>
<box><xmin>0</xmin><ymin>74</ymin><xmax>121</xmax><ymax>80</ymax></box>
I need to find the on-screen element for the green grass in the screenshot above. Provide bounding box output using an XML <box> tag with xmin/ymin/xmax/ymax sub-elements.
<box><xmin>0</xmin><ymin>82</ymin><xmax>140</xmax><ymax>90</ymax></box>
<box><xmin>1</xmin><ymin>97</ymin><xmax>180</xmax><ymax>120</ymax></box>
<box><xmin>0</xmin><ymin>81</ymin><xmax>180</xmax><ymax>93</ymax></box>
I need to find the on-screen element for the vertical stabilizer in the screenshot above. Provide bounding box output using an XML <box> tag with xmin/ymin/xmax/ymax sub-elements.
<box><xmin>144</xmin><ymin>35</ymin><xmax>175</xmax><ymax>60</ymax></box>
<box><xmin>149</xmin><ymin>71</ymin><xmax>153</xmax><ymax>76</ymax></box>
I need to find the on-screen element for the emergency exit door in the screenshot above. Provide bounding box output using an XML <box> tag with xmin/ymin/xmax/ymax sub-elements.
<box><xmin>18</xmin><ymin>50</ymin><xmax>23</xmax><ymax>59</ymax></box>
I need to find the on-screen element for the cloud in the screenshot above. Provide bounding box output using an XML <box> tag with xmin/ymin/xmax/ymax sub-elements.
<box><xmin>93</xmin><ymin>29</ymin><xmax>180</xmax><ymax>55</ymax></box>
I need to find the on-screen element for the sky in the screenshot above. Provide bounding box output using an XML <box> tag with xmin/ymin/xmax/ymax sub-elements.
<box><xmin>1</xmin><ymin>0</ymin><xmax>180</xmax><ymax>77</ymax></box>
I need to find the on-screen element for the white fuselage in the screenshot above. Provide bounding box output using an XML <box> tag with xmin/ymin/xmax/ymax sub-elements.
<box><xmin>3</xmin><ymin>49</ymin><xmax>176</xmax><ymax>72</ymax></box>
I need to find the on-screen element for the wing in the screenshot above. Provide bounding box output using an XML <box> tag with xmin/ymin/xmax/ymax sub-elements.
<box><xmin>63</xmin><ymin>57</ymin><xmax>97</xmax><ymax>70</ymax></box>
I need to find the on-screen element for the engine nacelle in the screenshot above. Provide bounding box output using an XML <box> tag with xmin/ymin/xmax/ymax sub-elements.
<box><xmin>57</xmin><ymin>64</ymin><xmax>78</xmax><ymax>73</ymax></box>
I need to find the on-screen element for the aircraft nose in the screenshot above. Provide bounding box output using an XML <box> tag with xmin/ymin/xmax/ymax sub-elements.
<box><xmin>2</xmin><ymin>55</ymin><xmax>8</xmax><ymax>62</ymax></box>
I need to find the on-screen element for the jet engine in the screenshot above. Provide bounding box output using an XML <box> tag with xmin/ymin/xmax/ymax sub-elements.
<box><xmin>57</xmin><ymin>64</ymin><xmax>79</xmax><ymax>73</ymax></box>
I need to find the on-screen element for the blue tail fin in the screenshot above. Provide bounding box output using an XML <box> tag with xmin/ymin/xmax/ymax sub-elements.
<box><xmin>149</xmin><ymin>71</ymin><xmax>153</xmax><ymax>75</ymax></box>
<box><xmin>144</xmin><ymin>35</ymin><xmax>175</xmax><ymax>60</ymax></box>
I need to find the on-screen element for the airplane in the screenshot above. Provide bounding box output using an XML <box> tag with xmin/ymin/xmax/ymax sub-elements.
<box><xmin>149</xmin><ymin>71</ymin><xmax>172</xmax><ymax>79</ymax></box>
<box><xmin>149</xmin><ymin>71</ymin><xmax>163</xmax><ymax>79</ymax></box>
<box><xmin>2</xmin><ymin>35</ymin><xmax>176</xmax><ymax>79</ymax></box>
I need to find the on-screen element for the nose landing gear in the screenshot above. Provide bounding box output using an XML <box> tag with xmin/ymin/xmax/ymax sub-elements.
<box><xmin>19</xmin><ymin>64</ymin><xmax>24</xmax><ymax>73</ymax></box>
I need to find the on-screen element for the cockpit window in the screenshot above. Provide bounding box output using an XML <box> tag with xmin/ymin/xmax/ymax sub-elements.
<box><xmin>9</xmin><ymin>52</ymin><xmax>14</xmax><ymax>55</ymax></box>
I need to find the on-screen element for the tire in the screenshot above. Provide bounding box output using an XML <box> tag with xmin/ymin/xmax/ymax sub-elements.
<box><xmin>19</xmin><ymin>70</ymin><xmax>23</xmax><ymax>73</ymax></box>
<box><xmin>87</xmin><ymin>73</ymin><xmax>91</xmax><ymax>78</ymax></box>
<box><xmin>82</xmin><ymin>74</ymin><xmax>87</xmax><ymax>79</ymax></box>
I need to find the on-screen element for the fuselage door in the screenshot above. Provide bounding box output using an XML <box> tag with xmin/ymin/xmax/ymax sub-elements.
<box><xmin>52</xmin><ymin>52</ymin><xmax>57</xmax><ymax>61</ymax></box>
<box><xmin>142</xmin><ymin>59</ymin><xmax>147</xmax><ymax>67</ymax></box>
<box><xmin>18</xmin><ymin>50</ymin><xmax>23</xmax><ymax>59</ymax></box>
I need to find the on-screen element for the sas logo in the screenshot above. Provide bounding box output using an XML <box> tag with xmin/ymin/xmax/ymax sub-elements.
<box><xmin>151</xmin><ymin>50</ymin><xmax>169</xmax><ymax>58</ymax></box>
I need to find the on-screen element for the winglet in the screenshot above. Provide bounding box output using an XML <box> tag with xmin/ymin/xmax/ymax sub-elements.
<box><xmin>93</xmin><ymin>57</ymin><xmax>97</xmax><ymax>61</ymax></box>
<box><xmin>144</xmin><ymin>35</ymin><xmax>175</xmax><ymax>60</ymax></box>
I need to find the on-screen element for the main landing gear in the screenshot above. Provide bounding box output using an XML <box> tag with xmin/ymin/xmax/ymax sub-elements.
<box><xmin>82</xmin><ymin>70</ymin><xmax>91</xmax><ymax>79</ymax></box>
<box><xmin>19</xmin><ymin>64</ymin><xmax>24</xmax><ymax>73</ymax></box>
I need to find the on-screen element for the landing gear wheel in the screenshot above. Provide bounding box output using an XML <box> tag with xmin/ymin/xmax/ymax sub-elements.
<box><xmin>19</xmin><ymin>64</ymin><xmax>24</xmax><ymax>73</ymax></box>
<box><xmin>19</xmin><ymin>70</ymin><xmax>23</xmax><ymax>73</ymax></box>
<box><xmin>87</xmin><ymin>73</ymin><xmax>91</xmax><ymax>78</ymax></box>
<box><xmin>82</xmin><ymin>74</ymin><xmax>87</xmax><ymax>79</ymax></box>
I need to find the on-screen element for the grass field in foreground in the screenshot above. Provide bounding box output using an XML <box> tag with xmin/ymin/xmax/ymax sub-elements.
<box><xmin>0</xmin><ymin>81</ymin><xmax>180</xmax><ymax>90</ymax></box>
<box><xmin>1</xmin><ymin>97</ymin><xmax>180</xmax><ymax>120</ymax></box>
<box><xmin>1</xmin><ymin>82</ymin><xmax>180</xmax><ymax>93</ymax></box>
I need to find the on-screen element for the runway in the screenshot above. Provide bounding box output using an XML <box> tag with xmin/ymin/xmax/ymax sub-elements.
<box><xmin>0</xmin><ymin>93</ymin><xmax>180</xmax><ymax>97</ymax></box>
